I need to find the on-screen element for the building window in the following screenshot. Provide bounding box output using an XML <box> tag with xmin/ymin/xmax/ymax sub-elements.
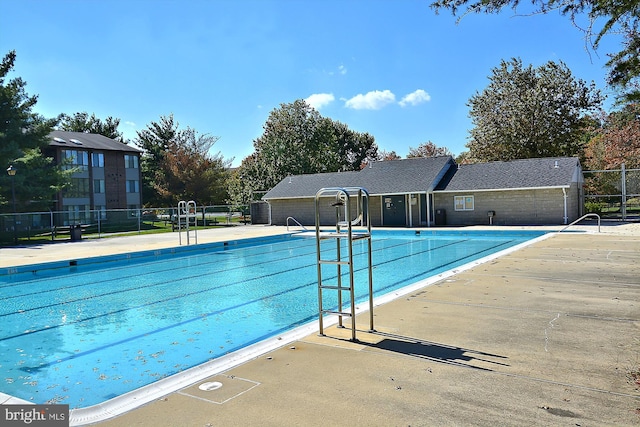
<box><xmin>65</xmin><ymin>178</ymin><xmax>90</xmax><ymax>198</ymax></box>
<box><xmin>124</xmin><ymin>154</ymin><xmax>139</xmax><ymax>169</ymax></box>
<box><xmin>454</xmin><ymin>195</ymin><xmax>474</xmax><ymax>211</ymax></box>
<box><xmin>62</xmin><ymin>149</ymin><xmax>89</xmax><ymax>170</ymax></box>
<box><xmin>93</xmin><ymin>179</ymin><xmax>105</xmax><ymax>194</ymax></box>
<box><xmin>126</xmin><ymin>180</ymin><xmax>139</xmax><ymax>193</ymax></box>
<box><xmin>92</xmin><ymin>152</ymin><xmax>104</xmax><ymax>167</ymax></box>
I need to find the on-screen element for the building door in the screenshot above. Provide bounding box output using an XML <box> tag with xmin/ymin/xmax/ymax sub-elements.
<box><xmin>382</xmin><ymin>195</ymin><xmax>406</xmax><ymax>226</ymax></box>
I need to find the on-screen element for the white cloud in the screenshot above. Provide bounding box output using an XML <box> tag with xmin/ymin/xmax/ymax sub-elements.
<box><xmin>344</xmin><ymin>90</ymin><xmax>396</xmax><ymax>110</ymax></box>
<box><xmin>399</xmin><ymin>89</ymin><xmax>431</xmax><ymax>107</ymax></box>
<box><xmin>326</xmin><ymin>65</ymin><xmax>347</xmax><ymax>76</ymax></box>
<box><xmin>306</xmin><ymin>93</ymin><xmax>335</xmax><ymax>110</ymax></box>
<box><xmin>124</xmin><ymin>121</ymin><xmax>136</xmax><ymax>127</ymax></box>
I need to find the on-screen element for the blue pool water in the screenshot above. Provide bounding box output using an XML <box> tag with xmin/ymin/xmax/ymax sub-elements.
<box><xmin>0</xmin><ymin>230</ymin><xmax>544</xmax><ymax>408</ymax></box>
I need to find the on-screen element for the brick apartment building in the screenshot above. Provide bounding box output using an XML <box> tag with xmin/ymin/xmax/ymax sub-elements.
<box><xmin>46</xmin><ymin>131</ymin><xmax>143</xmax><ymax>224</ymax></box>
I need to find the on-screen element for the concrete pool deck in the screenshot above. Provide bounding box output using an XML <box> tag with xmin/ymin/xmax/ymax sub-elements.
<box><xmin>1</xmin><ymin>223</ymin><xmax>639</xmax><ymax>426</ymax></box>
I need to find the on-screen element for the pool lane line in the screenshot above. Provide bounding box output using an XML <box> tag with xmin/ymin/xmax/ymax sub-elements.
<box><xmin>0</xmin><ymin>238</ymin><xmax>322</xmax><ymax>302</ymax></box>
<box><xmin>3</xmin><ymin>236</ymin><xmax>532</xmax><ymax>409</ymax></box>
<box><xmin>0</xmin><ymin>236</ymin><xmax>465</xmax><ymax>344</ymax></box>
<box><xmin>0</xmin><ymin>237</ymin><xmax>481</xmax><ymax>344</ymax></box>
<box><xmin>0</xmin><ymin>235</ymin><xmax>422</xmax><ymax>315</ymax></box>
<box><xmin>16</xmin><ymin>277</ymin><xmax>323</xmax><ymax>371</ymax></box>
<box><xmin>366</xmin><ymin>239</ymin><xmax>520</xmax><ymax>296</ymax></box>
<box><xmin>13</xmin><ymin>237</ymin><xmax>498</xmax><ymax>372</ymax></box>
<box><xmin>67</xmin><ymin>233</ymin><xmax>551</xmax><ymax>421</ymax></box>
<box><xmin>0</xmin><ymin>236</ymin><xmax>318</xmax><ymax>290</ymax></box>
<box><xmin>0</xmin><ymin>237</ymin><xmax>476</xmax><ymax>343</ymax></box>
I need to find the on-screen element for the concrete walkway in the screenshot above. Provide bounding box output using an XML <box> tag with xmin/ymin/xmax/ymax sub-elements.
<box><xmin>1</xmin><ymin>224</ymin><xmax>639</xmax><ymax>426</ymax></box>
<box><xmin>0</xmin><ymin>225</ymin><xmax>291</xmax><ymax>268</ymax></box>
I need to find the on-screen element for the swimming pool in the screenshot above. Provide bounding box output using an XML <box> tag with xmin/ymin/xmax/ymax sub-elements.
<box><xmin>0</xmin><ymin>229</ymin><xmax>545</xmax><ymax>412</ymax></box>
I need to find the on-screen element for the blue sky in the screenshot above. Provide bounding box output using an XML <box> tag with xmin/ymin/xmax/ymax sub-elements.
<box><xmin>0</xmin><ymin>0</ymin><xmax>622</xmax><ymax>166</ymax></box>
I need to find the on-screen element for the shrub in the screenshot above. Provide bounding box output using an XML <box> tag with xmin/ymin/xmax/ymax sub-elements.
<box><xmin>585</xmin><ymin>201</ymin><xmax>606</xmax><ymax>215</ymax></box>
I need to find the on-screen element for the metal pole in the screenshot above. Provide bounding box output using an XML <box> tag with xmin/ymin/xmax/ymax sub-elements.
<box><xmin>621</xmin><ymin>163</ymin><xmax>627</xmax><ymax>221</ymax></box>
<box><xmin>49</xmin><ymin>208</ymin><xmax>54</xmax><ymax>242</ymax></box>
<box><xmin>346</xmin><ymin>192</ymin><xmax>356</xmax><ymax>342</ymax></box>
<box><xmin>315</xmin><ymin>195</ymin><xmax>324</xmax><ymax>336</ymax></box>
<box><xmin>335</xmin><ymin>195</ymin><xmax>343</xmax><ymax>328</ymax></box>
<box><xmin>11</xmin><ymin>174</ymin><xmax>17</xmax><ymax>245</ymax></box>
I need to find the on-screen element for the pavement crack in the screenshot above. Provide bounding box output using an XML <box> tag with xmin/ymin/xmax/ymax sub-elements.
<box><xmin>544</xmin><ymin>313</ymin><xmax>561</xmax><ymax>352</ymax></box>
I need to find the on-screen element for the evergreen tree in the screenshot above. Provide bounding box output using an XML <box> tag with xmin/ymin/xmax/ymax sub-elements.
<box><xmin>136</xmin><ymin>114</ymin><xmax>179</xmax><ymax>206</ymax></box>
<box><xmin>0</xmin><ymin>50</ymin><xmax>69</xmax><ymax>212</ymax></box>
<box><xmin>59</xmin><ymin>112</ymin><xmax>124</xmax><ymax>141</ymax></box>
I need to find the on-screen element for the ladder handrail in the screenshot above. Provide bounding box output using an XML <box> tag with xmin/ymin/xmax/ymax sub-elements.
<box><xmin>558</xmin><ymin>213</ymin><xmax>601</xmax><ymax>233</ymax></box>
<box><xmin>315</xmin><ymin>187</ymin><xmax>369</xmax><ymax>230</ymax></box>
<box><xmin>315</xmin><ymin>187</ymin><xmax>373</xmax><ymax>342</ymax></box>
<box><xmin>286</xmin><ymin>216</ymin><xmax>308</xmax><ymax>231</ymax></box>
<box><xmin>177</xmin><ymin>200</ymin><xmax>198</xmax><ymax>245</ymax></box>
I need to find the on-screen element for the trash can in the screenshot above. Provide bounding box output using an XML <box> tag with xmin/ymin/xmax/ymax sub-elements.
<box><xmin>70</xmin><ymin>224</ymin><xmax>82</xmax><ymax>241</ymax></box>
<box><xmin>435</xmin><ymin>209</ymin><xmax>446</xmax><ymax>226</ymax></box>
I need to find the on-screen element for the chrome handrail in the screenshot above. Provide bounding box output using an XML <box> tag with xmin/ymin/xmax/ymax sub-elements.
<box><xmin>314</xmin><ymin>187</ymin><xmax>374</xmax><ymax>342</ymax></box>
<box><xmin>286</xmin><ymin>216</ymin><xmax>308</xmax><ymax>231</ymax></box>
<box><xmin>558</xmin><ymin>213</ymin><xmax>601</xmax><ymax>233</ymax></box>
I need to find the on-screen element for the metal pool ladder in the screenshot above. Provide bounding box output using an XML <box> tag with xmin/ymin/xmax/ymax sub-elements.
<box><xmin>314</xmin><ymin>187</ymin><xmax>374</xmax><ymax>341</ymax></box>
<box><xmin>177</xmin><ymin>200</ymin><xmax>198</xmax><ymax>245</ymax></box>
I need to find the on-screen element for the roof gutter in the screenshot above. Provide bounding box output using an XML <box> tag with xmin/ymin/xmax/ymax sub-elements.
<box><xmin>263</xmin><ymin>191</ymin><xmax>430</xmax><ymax>201</ymax></box>
<box><xmin>435</xmin><ymin>185</ymin><xmax>570</xmax><ymax>194</ymax></box>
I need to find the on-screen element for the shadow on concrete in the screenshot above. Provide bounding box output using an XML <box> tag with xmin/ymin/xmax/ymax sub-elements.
<box><xmin>367</xmin><ymin>330</ymin><xmax>510</xmax><ymax>371</ymax></box>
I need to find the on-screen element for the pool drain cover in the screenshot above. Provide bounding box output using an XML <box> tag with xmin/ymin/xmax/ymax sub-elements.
<box><xmin>199</xmin><ymin>381</ymin><xmax>223</xmax><ymax>391</ymax></box>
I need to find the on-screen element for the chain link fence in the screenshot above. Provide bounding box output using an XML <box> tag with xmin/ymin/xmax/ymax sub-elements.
<box><xmin>584</xmin><ymin>164</ymin><xmax>640</xmax><ymax>220</ymax></box>
<box><xmin>0</xmin><ymin>204</ymin><xmax>251</xmax><ymax>246</ymax></box>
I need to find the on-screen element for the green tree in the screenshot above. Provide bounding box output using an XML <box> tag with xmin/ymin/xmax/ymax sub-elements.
<box><xmin>466</xmin><ymin>58</ymin><xmax>603</xmax><ymax>162</ymax></box>
<box><xmin>136</xmin><ymin>114</ymin><xmax>179</xmax><ymax>206</ymax></box>
<box><xmin>234</xmin><ymin>99</ymin><xmax>377</xmax><ymax>200</ymax></box>
<box><xmin>136</xmin><ymin>114</ymin><xmax>230</xmax><ymax>206</ymax></box>
<box><xmin>0</xmin><ymin>50</ymin><xmax>69</xmax><ymax>212</ymax></box>
<box><xmin>226</xmin><ymin>154</ymin><xmax>262</xmax><ymax>206</ymax></box>
<box><xmin>407</xmin><ymin>141</ymin><xmax>452</xmax><ymax>158</ymax></box>
<box><xmin>58</xmin><ymin>112</ymin><xmax>124</xmax><ymax>141</ymax></box>
<box><xmin>430</xmin><ymin>0</ymin><xmax>640</xmax><ymax>102</ymax></box>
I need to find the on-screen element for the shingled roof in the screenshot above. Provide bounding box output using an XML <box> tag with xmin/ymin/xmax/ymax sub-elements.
<box><xmin>49</xmin><ymin>131</ymin><xmax>142</xmax><ymax>153</ymax></box>
<box><xmin>263</xmin><ymin>156</ymin><xmax>455</xmax><ymax>200</ymax></box>
<box><xmin>438</xmin><ymin>157</ymin><xmax>580</xmax><ymax>192</ymax></box>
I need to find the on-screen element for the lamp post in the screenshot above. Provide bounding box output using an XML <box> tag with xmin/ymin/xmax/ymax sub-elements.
<box><xmin>6</xmin><ymin>165</ymin><xmax>17</xmax><ymax>245</ymax></box>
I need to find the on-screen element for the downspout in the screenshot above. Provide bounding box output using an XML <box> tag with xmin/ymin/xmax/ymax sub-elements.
<box><xmin>562</xmin><ymin>188</ymin><xmax>568</xmax><ymax>225</ymax></box>
<box><xmin>408</xmin><ymin>194</ymin><xmax>413</xmax><ymax>227</ymax></box>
